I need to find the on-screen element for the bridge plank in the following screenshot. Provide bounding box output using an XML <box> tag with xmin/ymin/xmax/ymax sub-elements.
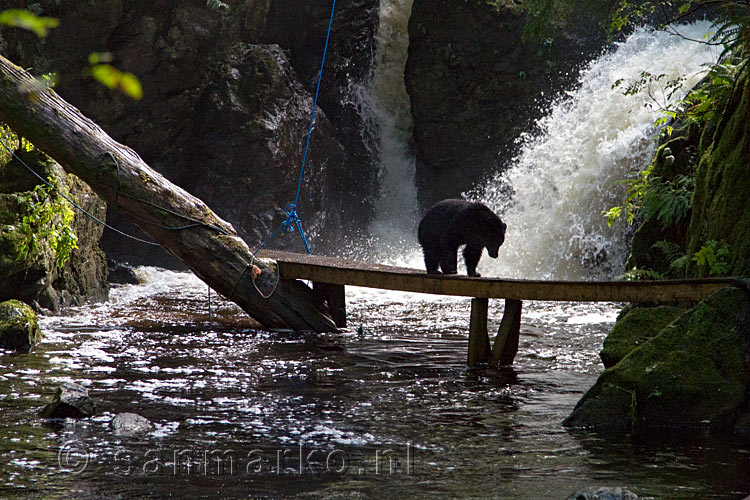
<box><xmin>263</xmin><ymin>251</ymin><xmax>733</xmax><ymax>303</ymax></box>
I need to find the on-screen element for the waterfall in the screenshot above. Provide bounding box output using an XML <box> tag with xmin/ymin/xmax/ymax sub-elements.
<box><xmin>473</xmin><ymin>22</ymin><xmax>719</xmax><ymax>280</ymax></box>
<box><xmin>354</xmin><ymin>0</ymin><xmax>421</xmax><ymax>265</ymax></box>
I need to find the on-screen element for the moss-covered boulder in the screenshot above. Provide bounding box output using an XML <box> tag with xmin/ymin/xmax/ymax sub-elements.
<box><xmin>600</xmin><ymin>306</ymin><xmax>686</xmax><ymax>368</ymax></box>
<box><xmin>564</xmin><ymin>287</ymin><xmax>750</xmax><ymax>433</ymax></box>
<box><xmin>0</xmin><ymin>299</ymin><xmax>42</xmax><ymax>352</ymax></box>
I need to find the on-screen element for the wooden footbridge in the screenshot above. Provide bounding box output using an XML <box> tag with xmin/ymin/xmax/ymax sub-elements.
<box><xmin>263</xmin><ymin>251</ymin><xmax>739</xmax><ymax>367</ymax></box>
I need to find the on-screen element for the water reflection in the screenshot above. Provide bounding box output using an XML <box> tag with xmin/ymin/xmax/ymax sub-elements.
<box><xmin>1</xmin><ymin>269</ymin><xmax>748</xmax><ymax>499</ymax></box>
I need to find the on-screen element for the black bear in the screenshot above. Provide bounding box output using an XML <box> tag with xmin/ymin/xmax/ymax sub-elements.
<box><xmin>418</xmin><ymin>199</ymin><xmax>506</xmax><ymax>277</ymax></box>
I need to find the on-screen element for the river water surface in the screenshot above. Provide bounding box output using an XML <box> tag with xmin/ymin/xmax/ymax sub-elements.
<box><xmin>1</xmin><ymin>269</ymin><xmax>749</xmax><ymax>499</ymax></box>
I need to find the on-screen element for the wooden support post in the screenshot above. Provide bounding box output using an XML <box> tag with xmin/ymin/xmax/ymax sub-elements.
<box><xmin>491</xmin><ymin>299</ymin><xmax>522</xmax><ymax>367</ymax></box>
<box><xmin>313</xmin><ymin>282</ymin><xmax>346</xmax><ymax>328</ymax></box>
<box><xmin>468</xmin><ymin>298</ymin><xmax>491</xmax><ymax>367</ymax></box>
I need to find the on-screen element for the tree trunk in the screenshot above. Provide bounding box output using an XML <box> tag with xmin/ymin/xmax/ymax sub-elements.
<box><xmin>0</xmin><ymin>55</ymin><xmax>336</xmax><ymax>332</ymax></box>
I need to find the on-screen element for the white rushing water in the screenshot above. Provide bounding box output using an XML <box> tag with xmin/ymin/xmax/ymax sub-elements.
<box><xmin>358</xmin><ymin>0</ymin><xmax>422</xmax><ymax>266</ymax></box>
<box><xmin>473</xmin><ymin>22</ymin><xmax>719</xmax><ymax>280</ymax></box>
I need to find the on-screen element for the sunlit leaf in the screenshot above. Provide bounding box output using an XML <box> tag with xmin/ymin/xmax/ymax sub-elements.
<box><xmin>119</xmin><ymin>72</ymin><xmax>143</xmax><ymax>100</ymax></box>
<box><xmin>0</xmin><ymin>9</ymin><xmax>59</xmax><ymax>38</ymax></box>
<box><xmin>90</xmin><ymin>63</ymin><xmax>143</xmax><ymax>100</ymax></box>
<box><xmin>90</xmin><ymin>63</ymin><xmax>119</xmax><ymax>89</ymax></box>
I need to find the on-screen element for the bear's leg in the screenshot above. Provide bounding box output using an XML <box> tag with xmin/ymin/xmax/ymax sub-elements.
<box><xmin>440</xmin><ymin>246</ymin><xmax>459</xmax><ymax>274</ymax></box>
<box><xmin>463</xmin><ymin>245</ymin><xmax>483</xmax><ymax>277</ymax></box>
<box><xmin>422</xmin><ymin>247</ymin><xmax>442</xmax><ymax>274</ymax></box>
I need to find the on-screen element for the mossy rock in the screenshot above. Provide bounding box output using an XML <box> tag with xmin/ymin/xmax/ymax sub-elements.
<box><xmin>600</xmin><ymin>306</ymin><xmax>686</xmax><ymax>368</ymax></box>
<box><xmin>565</xmin><ymin>287</ymin><xmax>750</xmax><ymax>434</ymax></box>
<box><xmin>0</xmin><ymin>299</ymin><xmax>43</xmax><ymax>352</ymax></box>
<box><xmin>687</xmin><ymin>74</ymin><xmax>750</xmax><ymax>276</ymax></box>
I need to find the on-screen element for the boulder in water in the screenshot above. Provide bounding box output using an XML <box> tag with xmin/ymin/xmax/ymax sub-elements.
<box><xmin>566</xmin><ymin>486</ymin><xmax>639</xmax><ymax>500</ymax></box>
<box><xmin>564</xmin><ymin>287</ymin><xmax>750</xmax><ymax>433</ymax></box>
<box><xmin>0</xmin><ymin>300</ymin><xmax>43</xmax><ymax>352</ymax></box>
<box><xmin>110</xmin><ymin>412</ymin><xmax>154</xmax><ymax>436</ymax></box>
<box><xmin>599</xmin><ymin>306</ymin><xmax>686</xmax><ymax>368</ymax></box>
<box><xmin>40</xmin><ymin>382</ymin><xmax>96</xmax><ymax>419</ymax></box>
<box><xmin>107</xmin><ymin>260</ymin><xmax>140</xmax><ymax>285</ymax></box>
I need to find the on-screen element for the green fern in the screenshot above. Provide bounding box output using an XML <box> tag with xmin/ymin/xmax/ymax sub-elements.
<box><xmin>692</xmin><ymin>240</ymin><xmax>731</xmax><ymax>277</ymax></box>
<box><xmin>652</xmin><ymin>240</ymin><xmax>689</xmax><ymax>276</ymax></box>
<box><xmin>620</xmin><ymin>267</ymin><xmax>667</xmax><ymax>281</ymax></box>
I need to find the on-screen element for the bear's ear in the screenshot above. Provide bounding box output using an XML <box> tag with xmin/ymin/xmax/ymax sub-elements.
<box><xmin>501</xmin><ymin>221</ymin><xmax>507</xmax><ymax>233</ymax></box>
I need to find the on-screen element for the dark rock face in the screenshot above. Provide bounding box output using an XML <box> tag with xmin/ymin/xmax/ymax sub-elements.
<box><xmin>1</xmin><ymin>0</ymin><xmax>379</xmax><ymax>264</ymax></box>
<box><xmin>187</xmin><ymin>43</ymin><xmax>359</xmax><ymax>252</ymax></box>
<box><xmin>405</xmin><ymin>1</ymin><xmax>607</xmax><ymax>209</ymax></box>
<box><xmin>0</xmin><ymin>149</ymin><xmax>109</xmax><ymax>311</ymax></box>
<box><xmin>0</xmin><ymin>300</ymin><xmax>42</xmax><ymax>352</ymax></box>
<box><xmin>40</xmin><ymin>382</ymin><xmax>96</xmax><ymax>419</ymax></box>
<box><xmin>564</xmin><ymin>287</ymin><xmax>750</xmax><ymax>434</ymax></box>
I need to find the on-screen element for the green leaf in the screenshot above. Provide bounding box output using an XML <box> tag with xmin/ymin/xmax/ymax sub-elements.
<box><xmin>90</xmin><ymin>63</ymin><xmax>143</xmax><ymax>100</ymax></box>
<box><xmin>0</xmin><ymin>9</ymin><xmax>59</xmax><ymax>38</ymax></box>
<box><xmin>90</xmin><ymin>64</ymin><xmax>119</xmax><ymax>89</ymax></box>
<box><xmin>119</xmin><ymin>72</ymin><xmax>143</xmax><ymax>100</ymax></box>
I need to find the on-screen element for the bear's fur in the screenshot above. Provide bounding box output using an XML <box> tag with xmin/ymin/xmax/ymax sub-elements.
<box><xmin>418</xmin><ymin>199</ymin><xmax>506</xmax><ymax>277</ymax></box>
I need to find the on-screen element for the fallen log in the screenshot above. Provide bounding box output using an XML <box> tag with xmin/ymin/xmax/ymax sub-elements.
<box><xmin>0</xmin><ymin>55</ymin><xmax>336</xmax><ymax>332</ymax></box>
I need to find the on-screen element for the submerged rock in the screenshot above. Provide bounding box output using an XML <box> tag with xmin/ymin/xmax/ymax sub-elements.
<box><xmin>0</xmin><ymin>300</ymin><xmax>43</xmax><ymax>352</ymax></box>
<box><xmin>600</xmin><ymin>306</ymin><xmax>686</xmax><ymax>368</ymax></box>
<box><xmin>40</xmin><ymin>382</ymin><xmax>96</xmax><ymax>419</ymax></box>
<box><xmin>565</xmin><ymin>486</ymin><xmax>639</xmax><ymax>500</ymax></box>
<box><xmin>564</xmin><ymin>287</ymin><xmax>750</xmax><ymax>433</ymax></box>
<box><xmin>107</xmin><ymin>260</ymin><xmax>140</xmax><ymax>285</ymax></box>
<box><xmin>110</xmin><ymin>413</ymin><xmax>154</xmax><ymax>436</ymax></box>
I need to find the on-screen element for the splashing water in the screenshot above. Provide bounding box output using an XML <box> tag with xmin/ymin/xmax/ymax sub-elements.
<box><xmin>473</xmin><ymin>22</ymin><xmax>719</xmax><ymax>280</ymax></box>
<box><xmin>352</xmin><ymin>0</ymin><xmax>421</xmax><ymax>266</ymax></box>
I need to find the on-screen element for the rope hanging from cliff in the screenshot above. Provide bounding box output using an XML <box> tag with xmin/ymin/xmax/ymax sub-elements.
<box><xmin>255</xmin><ymin>0</ymin><xmax>337</xmax><ymax>256</ymax></box>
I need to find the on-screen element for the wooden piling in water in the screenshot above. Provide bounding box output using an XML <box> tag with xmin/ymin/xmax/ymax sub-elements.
<box><xmin>491</xmin><ymin>299</ymin><xmax>522</xmax><ymax>367</ymax></box>
<box><xmin>313</xmin><ymin>282</ymin><xmax>347</xmax><ymax>328</ymax></box>
<box><xmin>468</xmin><ymin>298</ymin><xmax>491</xmax><ymax>367</ymax></box>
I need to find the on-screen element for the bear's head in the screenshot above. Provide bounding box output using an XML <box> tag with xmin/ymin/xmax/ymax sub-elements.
<box><xmin>484</xmin><ymin>218</ymin><xmax>507</xmax><ymax>259</ymax></box>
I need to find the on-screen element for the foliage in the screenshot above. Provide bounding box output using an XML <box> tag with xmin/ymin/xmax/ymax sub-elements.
<box><xmin>692</xmin><ymin>239</ymin><xmax>730</xmax><ymax>276</ymax></box>
<box><xmin>0</xmin><ymin>9</ymin><xmax>58</xmax><ymax>38</ymax></box>
<box><xmin>0</xmin><ymin>10</ymin><xmax>143</xmax><ymax>101</ymax></box>
<box><xmin>652</xmin><ymin>240</ymin><xmax>689</xmax><ymax>275</ymax></box>
<box><xmin>1</xmin><ymin>125</ymin><xmax>78</xmax><ymax>268</ymax></box>
<box><xmin>14</xmin><ymin>176</ymin><xmax>78</xmax><ymax>269</ymax></box>
<box><xmin>88</xmin><ymin>53</ymin><xmax>143</xmax><ymax>100</ymax></box>
<box><xmin>623</xmin><ymin>239</ymin><xmax>730</xmax><ymax>280</ymax></box>
<box><xmin>620</xmin><ymin>266</ymin><xmax>666</xmax><ymax>281</ymax></box>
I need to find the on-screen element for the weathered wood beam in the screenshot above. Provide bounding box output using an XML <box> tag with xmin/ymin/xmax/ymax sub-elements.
<box><xmin>264</xmin><ymin>250</ymin><xmax>735</xmax><ymax>304</ymax></box>
<box><xmin>0</xmin><ymin>55</ymin><xmax>336</xmax><ymax>332</ymax></box>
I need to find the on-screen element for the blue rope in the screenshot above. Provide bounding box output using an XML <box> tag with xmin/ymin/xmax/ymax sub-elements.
<box><xmin>257</xmin><ymin>0</ymin><xmax>336</xmax><ymax>256</ymax></box>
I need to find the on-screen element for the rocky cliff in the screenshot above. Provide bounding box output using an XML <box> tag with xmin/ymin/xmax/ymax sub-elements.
<box><xmin>405</xmin><ymin>0</ymin><xmax>607</xmax><ymax>209</ymax></box>
<box><xmin>0</xmin><ymin>0</ymin><xmax>379</xmax><ymax>265</ymax></box>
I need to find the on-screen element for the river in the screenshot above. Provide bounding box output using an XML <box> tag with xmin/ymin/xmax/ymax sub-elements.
<box><xmin>1</xmin><ymin>5</ymin><xmax>749</xmax><ymax>500</ymax></box>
